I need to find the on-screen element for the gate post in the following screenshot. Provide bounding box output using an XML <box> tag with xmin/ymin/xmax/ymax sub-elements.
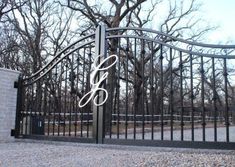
<box><xmin>93</xmin><ymin>25</ymin><xmax>106</xmax><ymax>143</ymax></box>
<box><xmin>0</xmin><ymin>68</ymin><xmax>20</xmax><ymax>141</ymax></box>
<box><xmin>15</xmin><ymin>75</ymin><xmax>23</xmax><ymax>138</ymax></box>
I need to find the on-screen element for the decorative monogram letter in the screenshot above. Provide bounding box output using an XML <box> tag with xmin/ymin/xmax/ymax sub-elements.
<box><xmin>78</xmin><ymin>54</ymin><xmax>118</xmax><ymax>108</ymax></box>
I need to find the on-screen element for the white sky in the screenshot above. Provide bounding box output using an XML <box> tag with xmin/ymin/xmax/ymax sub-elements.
<box><xmin>202</xmin><ymin>0</ymin><xmax>235</xmax><ymax>44</ymax></box>
<box><xmin>150</xmin><ymin>0</ymin><xmax>235</xmax><ymax>44</ymax></box>
<box><xmin>13</xmin><ymin>0</ymin><xmax>234</xmax><ymax>45</ymax></box>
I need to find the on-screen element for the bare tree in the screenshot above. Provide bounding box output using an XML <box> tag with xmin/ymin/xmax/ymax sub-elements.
<box><xmin>0</xmin><ymin>0</ymin><xmax>26</xmax><ymax>21</ymax></box>
<box><xmin>59</xmin><ymin>0</ymin><xmax>215</xmax><ymax>133</ymax></box>
<box><xmin>1</xmin><ymin>0</ymin><xmax>227</xmax><ymax>135</ymax></box>
<box><xmin>0</xmin><ymin>0</ymin><xmax>84</xmax><ymax>123</ymax></box>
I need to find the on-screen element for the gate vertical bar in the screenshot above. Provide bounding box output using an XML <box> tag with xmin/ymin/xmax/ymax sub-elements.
<box><xmin>179</xmin><ymin>51</ymin><xmax>184</xmax><ymax>141</ymax></box>
<box><xmin>201</xmin><ymin>56</ymin><xmax>206</xmax><ymax>141</ymax></box>
<box><xmin>150</xmin><ymin>42</ymin><xmax>154</xmax><ymax>140</ymax></box>
<box><xmin>125</xmin><ymin>38</ymin><xmax>129</xmax><ymax>139</ymax></box>
<box><xmin>93</xmin><ymin>25</ymin><xmax>106</xmax><ymax>143</ymax></box>
<box><xmin>160</xmin><ymin>44</ymin><xmax>164</xmax><ymax>140</ymax></box>
<box><xmin>190</xmin><ymin>54</ymin><xmax>194</xmax><ymax>141</ymax></box>
<box><xmin>170</xmin><ymin>48</ymin><xmax>173</xmax><ymax>141</ymax></box>
<box><xmin>117</xmin><ymin>38</ymin><xmax>121</xmax><ymax>139</ymax></box>
<box><xmin>223</xmin><ymin>58</ymin><xmax>229</xmax><ymax>142</ymax></box>
<box><xmin>212</xmin><ymin>57</ymin><xmax>217</xmax><ymax>142</ymax></box>
<box><xmin>133</xmin><ymin>38</ymin><xmax>137</xmax><ymax>140</ymax></box>
<box><xmin>141</xmin><ymin>40</ymin><xmax>145</xmax><ymax>140</ymax></box>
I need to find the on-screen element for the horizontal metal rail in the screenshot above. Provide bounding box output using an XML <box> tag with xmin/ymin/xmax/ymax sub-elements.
<box><xmin>106</xmin><ymin>35</ymin><xmax>235</xmax><ymax>58</ymax></box>
<box><xmin>107</xmin><ymin>27</ymin><xmax>235</xmax><ymax>49</ymax></box>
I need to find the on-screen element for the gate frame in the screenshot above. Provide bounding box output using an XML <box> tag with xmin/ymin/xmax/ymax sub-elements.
<box><xmin>15</xmin><ymin>74</ymin><xmax>23</xmax><ymax>138</ymax></box>
<box><xmin>92</xmin><ymin>25</ymin><xmax>107</xmax><ymax>144</ymax></box>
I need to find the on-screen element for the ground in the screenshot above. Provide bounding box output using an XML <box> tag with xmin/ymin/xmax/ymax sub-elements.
<box><xmin>0</xmin><ymin>139</ymin><xmax>234</xmax><ymax>167</ymax></box>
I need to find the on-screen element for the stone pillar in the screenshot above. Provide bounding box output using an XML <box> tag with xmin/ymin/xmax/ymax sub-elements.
<box><xmin>0</xmin><ymin>68</ymin><xmax>20</xmax><ymax>142</ymax></box>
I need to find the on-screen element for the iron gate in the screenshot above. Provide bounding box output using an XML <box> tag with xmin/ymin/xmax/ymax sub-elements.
<box><xmin>15</xmin><ymin>25</ymin><xmax>235</xmax><ymax>149</ymax></box>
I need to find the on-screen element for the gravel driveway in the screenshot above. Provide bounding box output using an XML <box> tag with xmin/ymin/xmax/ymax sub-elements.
<box><xmin>0</xmin><ymin>139</ymin><xmax>234</xmax><ymax>167</ymax></box>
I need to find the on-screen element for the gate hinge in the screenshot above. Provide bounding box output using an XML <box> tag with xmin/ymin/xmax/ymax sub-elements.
<box><xmin>11</xmin><ymin>129</ymin><xmax>15</xmax><ymax>136</ymax></box>
<box><xmin>14</xmin><ymin>81</ymin><xmax>18</xmax><ymax>88</ymax></box>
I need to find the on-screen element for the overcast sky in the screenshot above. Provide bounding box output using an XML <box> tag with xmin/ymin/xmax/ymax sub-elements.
<box><xmin>202</xmin><ymin>0</ymin><xmax>235</xmax><ymax>44</ymax></box>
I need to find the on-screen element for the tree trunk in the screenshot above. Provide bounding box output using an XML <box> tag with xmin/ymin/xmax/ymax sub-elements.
<box><xmin>104</xmin><ymin>38</ymin><xmax>118</xmax><ymax>134</ymax></box>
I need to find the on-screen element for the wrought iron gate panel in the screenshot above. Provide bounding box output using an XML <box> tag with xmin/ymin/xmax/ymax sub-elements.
<box><xmin>15</xmin><ymin>26</ymin><xmax>235</xmax><ymax>149</ymax></box>
<box><xmin>16</xmin><ymin>33</ymin><xmax>96</xmax><ymax>142</ymax></box>
<box><xmin>103</xmin><ymin>27</ymin><xmax>235</xmax><ymax>149</ymax></box>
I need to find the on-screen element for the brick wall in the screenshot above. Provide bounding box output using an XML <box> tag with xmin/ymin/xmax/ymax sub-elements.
<box><xmin>0</xmin><ymin>68</ymin><xmax>20</xmax><ymax>142</ymax></box>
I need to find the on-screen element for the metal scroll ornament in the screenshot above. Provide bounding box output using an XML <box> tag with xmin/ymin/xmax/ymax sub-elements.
<box><xmin>78</xmin><ymin>54</ymin><xmax>118</xmax><ymax>108</ymax></box>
